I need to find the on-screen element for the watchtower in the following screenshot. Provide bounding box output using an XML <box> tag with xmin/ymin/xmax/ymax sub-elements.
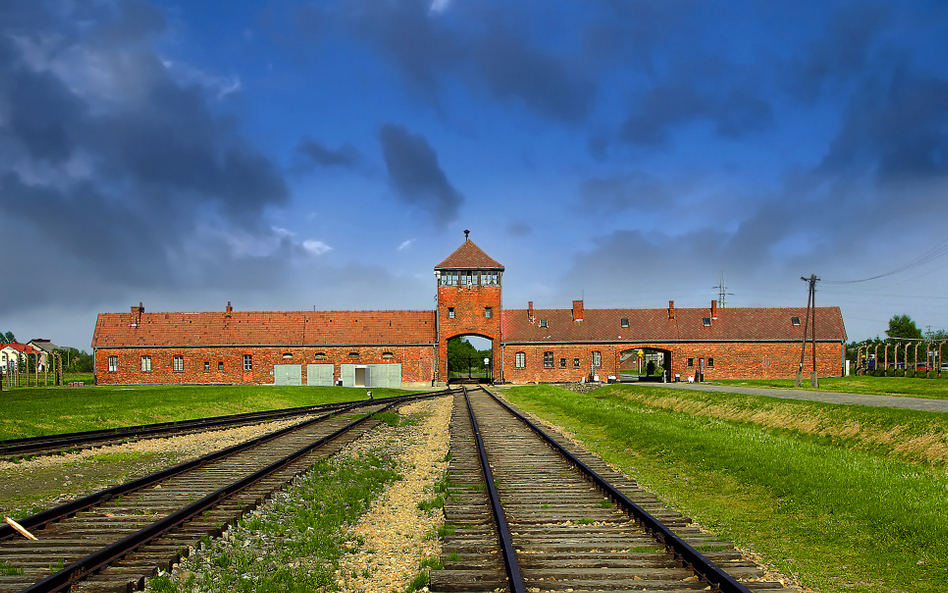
<box><xmin>434</xmin><ymin>231</ymin><xmax>504</xmax><ymax>383</ymax></box>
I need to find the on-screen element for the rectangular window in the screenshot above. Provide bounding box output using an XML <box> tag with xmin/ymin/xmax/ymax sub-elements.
<box><xmin>515</xmin><ymin>352</ymin><xmax>525</xmax><ymax>369</ymax></box>
<box><xmin>592</xmin><ymin>351</ymin><xmax>601</xmax><ymax>367</ymax></box>
<box><xmin>484</xmin><ymin>307</ymin><xmax>492</xmax><ymax>319</ymax></box>
<box><xmin>559</xmin><ymin>357</ymin><xmax>566</xmax><ymax>368</ymax></box>
<box><xmin>448</xmin><ymin>307</ymin><xmax>455</xmax><ymax>319</ymax></box>
<box><xmin>688</xmin><ymin>357</ymin><xmax>694</xmax><ymax>367</ymax></box>
<box><xmin>621</xmin><ymin>318</ymin><xmax>629</xmax><ymax>328</ymax></box>
<box><xmin>573</xmin><ymin>357</ymin><xmax>580</xmax><ymax>368</ymax></box>
<box><xmin>108</xmin><ymin>355</ymin><xmax>118</xmax><ymax>372</ymax></box>
<box><xmin>708</xmin><ymin>357</ymin><xmax>715</xmax><ymax>368</ymax></box>
<box><xmin>543</xmin><ymin>351</ymin><xmax>554</xmax><ymax>368</ymax></box>
<box><xmin>204</xmin><ymin>361</ymin><xmax>210</xmax><ymax>371</ymax></box>
<box><xmin>218</xmin><ymin>361</ymin><xmax>224</xmax><ymax>371</ymax></box>
<box><xmin>243</xmin><ymin>354</ymin><xmax>253</xmax><ymax>371</ymax></box>
<box><xmin>173</xmin><ymin>355</ymin><xmax>184</xmax><ymax>372</ymax></box>
<box><xmin>141</xmin><ymin>355</ymin><xmax>151</xmax><ymax>372</ymax></box>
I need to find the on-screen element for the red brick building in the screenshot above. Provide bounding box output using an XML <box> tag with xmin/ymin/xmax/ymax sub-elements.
<box><xmin>92</xmin><ymin>236</ymin><xmax>847</xmax><ymax>386</ymax></box>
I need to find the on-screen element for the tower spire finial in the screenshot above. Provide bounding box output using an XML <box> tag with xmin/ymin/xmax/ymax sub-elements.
<box><xmin>464</xmin><ymin>229</ymin><xmax>470</xmax><ymax>241</ymax></box>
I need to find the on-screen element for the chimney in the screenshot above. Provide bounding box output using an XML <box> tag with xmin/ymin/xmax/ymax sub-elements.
<box><xmin>131</xmin><ymin>302</ymin><xmax>144</xmax><ymax>327</ymax></box>
<box><xmin>711</xmin><ymin>300</ymin><xmax>718</xmax><ymax>319</ymax></box>
<box><xmin>668</xmin><ymin>300</ymin><xmax>675</xmax><ymax>320</ymax></box>
<box><xmin>528</xmin><ymin>301</ymin><xmax>534</xmax><ymax>322</ymax></box>
<box><xmin>225</xmin><ymin>301</ymin><xmax>233</xmax><ymax>318</ymax></box>
<box><xmin>572</xmin><ymin>300</ymin><xmax>584</xmax><ymax>321</ymax></box>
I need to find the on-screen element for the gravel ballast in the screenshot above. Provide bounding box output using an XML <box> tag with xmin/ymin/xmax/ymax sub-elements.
<box><xmin>150</xmin><ymin>396</ymin><xmax>453</xmax><ymax>593</ymax></box>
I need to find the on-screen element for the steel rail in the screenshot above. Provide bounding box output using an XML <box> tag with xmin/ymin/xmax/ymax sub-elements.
<box><xmin>0</xmin><ymin>389</ymin><xmax>453</xmax><ymax>542</ymax></box>
<box><xmin>462</xmin><ymin>386</ymin><xmax>526</xmax><ymax>593</ymax></box>
<box><xmin>478</xmin><ymin>386</ymin><xmax>754</xmax><ymax>593</ymax></box>
<box><xmin>19</xmin><ymin>400</ymin><xmax>402</xmax><ymax>593</ymax></box>
<box><xmin>0</xmin><ymin>392</ymin><xmax>428</xmax><ymax>457</ymax></box>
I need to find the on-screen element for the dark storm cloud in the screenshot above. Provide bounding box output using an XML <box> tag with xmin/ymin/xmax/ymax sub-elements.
<box><xmin>335</xmin><ymin>0</ymin><xmax>462</xmax><ymax>101</ymax></box>
<box><xmin>318</xmin><ymin>0</ymin><xmax>597</xmax><ymax>123</ymax></box>
<box><xmin>0</xmin><ymin>0</ymin><xmax>289</xmax><ymax>300</ymax></box>
<box><xmin>473</xmin><ymin>24</ymin><xmax>596</xmax><ymax>123</ymax></box>
<box><xmin>821</xmin><ymin>71</ymin><xmax>948</xmax><ymax>184</ymax></box>
<box><xmin>620</xmin><ymin>80</ymin><xmax>773</xmax><ymax>147</ymax></box>
<box><xmin>378</xmin><ymin>123</ymin><xmax>462</xmax><ymax>227</ymax></box>
<box><xmin>296</xmin><ymin>137</ymin><xmax>360</xmax><ymax>169</ymax></box>
<box><xmin>790</xmin><ymin>3</ymin><xmax>890</xmax><ymax>102</ymax></box>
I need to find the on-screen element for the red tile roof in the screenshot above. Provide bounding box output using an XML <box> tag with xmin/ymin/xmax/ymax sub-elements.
<box><xmin>434</xmin><ymin>240</ymin><xmax>504</xmax><ymax>270</ymax></box>
<box><xmin>1</xmin><ymin>343</ymin><xmax>39</xmax><ymax>354</ymax></box>
<box><xmin>92</xmin><ymin>310</ymin><xmax>437</xmax><ymax>348</ymax></box>
<box><xmin>502</xmin><ymin>306</ymin><xmax>847</xmax><ymax>343</ymax></box>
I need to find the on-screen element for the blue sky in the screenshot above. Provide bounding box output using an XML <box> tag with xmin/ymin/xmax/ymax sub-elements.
<box><xmin>2</xmin><ymin>0</ymin><xmax>948</xmax><ymax>350</ymax></box>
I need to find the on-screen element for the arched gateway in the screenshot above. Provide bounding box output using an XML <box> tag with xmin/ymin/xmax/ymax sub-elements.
<box><xmin>92</xmin><ymin>233</ymin><xmax>848</xmax><ymax>386</ymax></box>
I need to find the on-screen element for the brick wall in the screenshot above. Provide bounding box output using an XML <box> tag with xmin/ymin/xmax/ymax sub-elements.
<box><xmin>94</xmin><ymin>345</ymin><xmax>436</xmax><ymax>386</ymax></box>
<box><xmin>501</xmin><ymin>341</ymin><xmax>844</xmax><ymax>383</ymax></box>
<box><xmin>437</xmin><ymin>284</ymin><xmax>502</xmax><ymax>382</ymax></box>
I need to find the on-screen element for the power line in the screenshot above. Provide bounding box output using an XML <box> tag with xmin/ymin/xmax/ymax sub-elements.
<box><xmin>823</xmin><ymin>238</ymin><xmax>948</xmax><ymax>284</ymax></box>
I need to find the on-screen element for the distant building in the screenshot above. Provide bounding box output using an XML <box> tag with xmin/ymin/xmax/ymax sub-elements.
<box><xmin>0</xmin><ymin>343</ymin><xmax>40</xmax><ymax>371</ymax></box>
<box><xmin>92</xmin><ymin>235</ymin><xmax>847</xmax><ymax>386</ymax></box>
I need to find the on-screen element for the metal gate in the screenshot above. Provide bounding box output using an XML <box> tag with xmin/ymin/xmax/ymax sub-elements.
<box><xmin>306</xmin><ymin>364</ymin><xmax>335</xmax><ymax>386</ymax></box>
<box><xmin>273</xmin><ymin>364</ymin><xmax>302</xmax><ymax>386</ymax></box>
<box><xmin>339</xmin><ymin>363</ymin><xmax>401</xmax><ymax>388</ymax></box>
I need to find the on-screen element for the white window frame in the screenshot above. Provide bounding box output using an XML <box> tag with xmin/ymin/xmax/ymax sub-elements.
<box><xmin>592</xmin><ymin>351</ymin><xmax>601</xmax><ymax>367</ymax></box>
<box><xmin>173</xmin><ymin>355</ymin><xmax>184</xmax><ymax>372</ymax></box>
<box><xmin>108</xmin><ymin>355</ymin><xmax>118</xmax><ymax>372</ymax></box>
<box><xmin>243</xmin><ymin>354</ymin><xmax>253</xmax><ymax>371</ymax></box>
<box><xmin>141</xmin><ymin>355</ymin><xmax>152</xmax><ymax>372</ymax></box>
<box><xmin>515</xmin><ymin>352</ymin><xmax>525</xmax><ymax>369</ymax></box>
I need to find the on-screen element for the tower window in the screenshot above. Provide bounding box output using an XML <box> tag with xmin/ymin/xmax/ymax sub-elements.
<box><xmin>448</xmin><ymin>307</ymin><xmax>455</xmax><ymax>319</ymax></box>
<box><xmin>485</xmin><ymin>307</ymin><xmax>492</xmax><ymax>318</ymax></box>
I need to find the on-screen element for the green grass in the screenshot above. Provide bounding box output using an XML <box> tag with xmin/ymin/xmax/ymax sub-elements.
<box><xmin>151</xmin><ymin>448</ymin><xmax>401</xmax><ymax>593</ymax></box>
<box><xmin>716</xmin><ymin>374</ymin><xmax>948</xmax><ymax>399</ymax></box>
<box><xmin>500</xmin><ymin>383</ymin><xmax>948</xmax><ymax>593</ymax></box>
<box><xmin>0</xmin><ymin>384</ymin><xmax>415</xmax><ymax>441</ymax></box>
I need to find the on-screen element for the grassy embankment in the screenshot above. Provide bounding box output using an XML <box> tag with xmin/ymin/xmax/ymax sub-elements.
<box><xmin>0</xmin><ymin>382</ymin><xmax>409</xmax><ymax>441</ymax></box>
<box><xmin>500</xmin><ymin>382</ymin><xmax>948</xmax><ymax>593</ymax></box>
<box><xmin>715</xmin><ymin>375</ymin><xmax>948</xmax><ymax>400</ymax></box>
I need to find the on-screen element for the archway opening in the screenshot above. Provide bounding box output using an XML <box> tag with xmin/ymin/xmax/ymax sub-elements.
<box><xmin>447</xmin><ymin>335</ymin><xmax>494</xmax><ymax>384</ymax></box>
<box><xmin>619</xmin><ymin>347</ymin><xmax>672</xmax><ymax>382</ymax></box>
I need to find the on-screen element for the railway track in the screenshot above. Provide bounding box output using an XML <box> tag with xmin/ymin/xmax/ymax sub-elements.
<box><xmin>0</xmin><ymin>394</ymin><xmax>415</xmax><ymax>459</ymax></box>
<box><xmin>0</xmin><ymin>391</ymin><xmax>451</xmax><ymax>593</ymax></box>
<box><xmin>432</xmin><ymin>386</ymin><xmax>788</xmax><ymax>592</ymax></box>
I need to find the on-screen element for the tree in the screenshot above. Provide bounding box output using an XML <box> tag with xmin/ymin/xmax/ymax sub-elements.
<box><xmin>886</xmin><ymin>315</ymin><xmax>923</xmax><ymax>340</ymax></box>
<box><xmin>62</xmin><ymin>348</ymin><xmax>94</xmax><ymax>373</ymax></box>
<box><xmin>447</xmin><ymin>337</ymin><xmax>482</xmax><ymax>376</ymax></box>
<box><xmin>0</xmin><ymin>331</ymin><xmax>14</xmax><ymax>344</ymax></box>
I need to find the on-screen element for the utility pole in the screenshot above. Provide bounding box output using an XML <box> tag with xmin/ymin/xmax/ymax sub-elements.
<box><xmin>795</xmin><ymin>274</ymin><xmax>820</xmax><ymax>387</ymax></box>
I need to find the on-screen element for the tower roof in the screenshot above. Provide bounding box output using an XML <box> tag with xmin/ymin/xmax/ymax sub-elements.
<box><xmin>435</xmin><ymin>239</ymin><xmax>504</xmax><ymax>270</ymax></box>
